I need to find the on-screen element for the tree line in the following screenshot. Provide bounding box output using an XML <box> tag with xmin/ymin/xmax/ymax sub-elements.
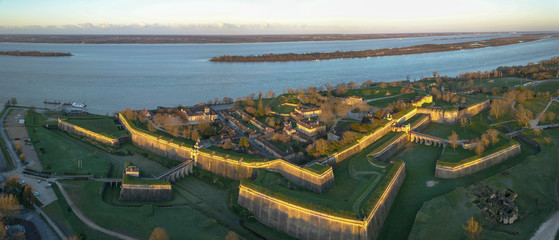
<box><xmin>0</xmin><ymin>50</ymin><xmax>72</xmax><ymax>57</ymax></box>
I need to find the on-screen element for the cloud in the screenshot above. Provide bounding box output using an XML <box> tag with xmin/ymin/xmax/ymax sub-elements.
<box><xmin>0</xmin><ymin>22</ymin><xmax>357</xmax><ymax>34</ymax></box>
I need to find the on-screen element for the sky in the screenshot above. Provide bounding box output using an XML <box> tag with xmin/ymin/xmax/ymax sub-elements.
<box><xmin>0</xmin><ymin>0</ymin><xmax>558</xmax><ymax>34</ymax></box>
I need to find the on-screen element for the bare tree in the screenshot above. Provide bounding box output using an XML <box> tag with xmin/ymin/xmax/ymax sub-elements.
<box><xmin>447</xmin><ymin>131</ymin><xmax>459</xmax><ymax>150</ymax></box>
<box><xmin>149</xmin><ymin>227</ymin><xmax>169</xmax><ymax>240</ymax></box>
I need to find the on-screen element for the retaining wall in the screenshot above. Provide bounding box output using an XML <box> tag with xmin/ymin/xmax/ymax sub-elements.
<box><xmin>119</xmin><ymin>113</ymin><xmax>334</xmax><ymax>193</ymax></box>
<box><xmin>435</xmin><ymin>143</ymin><xmax>521</xmax><ymax>178</ymax></box>
<box><xmin>58</xmin><ymin>119</ymin><xmax>120</xmax><ymax>147</ymax></box>
<box><xmin>238</xmin><ymin>162</ymin><xmax>406</xmax><ymax>240</ymax></box>
<box><xmin>119</xmin><ymin>184</ymin><xmax>173</xmax><ymax>201</ymax></box>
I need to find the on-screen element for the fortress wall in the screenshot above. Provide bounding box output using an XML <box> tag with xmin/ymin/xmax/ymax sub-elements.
<box><xmin>435</xmin><ymin>143</ymin><xmax>521</xmax><ymax>178</ymax></box>
<box><xmin>370</xmin><ymin>134</ymin><xmax>407</xmax><ymax>162</ymax></box>
<box><xmin>119</xmin><ymin>184</ymin><xmax>173</xmax><ymax>201</ymax></box>
<box><xmin>365</xmin><ymin>162</ymin><xmax>406</xmax><ymax>240</ymax></box>
<box><xmin>58</xmin><ymin>119</ymin><xmax>119</xmax><ymax>147</ymax></box>
<box><xmin>326</xmin><ymin>122</ymin><xmax>394</xmax><ymax>166</ymax></box>
<box><xmin>239</xmin><ymin>163</ymin><xmax>406</xmax><ymax>240</ymax></box>
<box><xmin>195</xmin><ymin>153</ymin><xmax>255</xmax><ymax>180</ymax></box>
<box><xmin>458</xmin><ymin>100</ymin><xmax>490</xmax><ymax>119</ymax></box>
<box><xmin>264</xmin><ymin>161</ymin><xmax>335</xmax><ymax>193</ymax></box>
<box><xmin>119</xmin><ymin>113</ymin><xmax>334</xmax><ymax>192</ymax></box>
<box><xmin>410</xmin><ymin>115</ymin><xmax>431</xmax><ymax>132</ymax></box>
<box><xmin>418</xmin><ymin>100</ymin><xmax>490</xmax><ymax>125</ymax></box>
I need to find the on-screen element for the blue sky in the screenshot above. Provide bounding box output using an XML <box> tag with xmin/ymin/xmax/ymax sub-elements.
<box><xmin>0</xmin><ymin>0</ymin><xmax>558</xmax><ymax>34</ymax></box>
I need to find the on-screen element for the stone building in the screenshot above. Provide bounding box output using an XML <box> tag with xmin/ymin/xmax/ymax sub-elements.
<box><xmin>119</xmin><ymin>162</ymin><xmax>173</xmax><ymax>202</ymax></box>
<box><xmin>296</xmin><ymin>119</ymin><xmax>326</xmax><ymax>137</ymax></box>
<box><xmin>181</xmin><ymin>103</ymin><xmax>217</xmax><ymax>124</ymax></box>
<box><xmin>294</xmin><ymin>106</ymin><xmax>322</xmax><ymax>118</ymax></box>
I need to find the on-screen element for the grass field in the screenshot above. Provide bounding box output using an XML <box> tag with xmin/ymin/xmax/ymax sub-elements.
<box><xmin>60</xmin><ymin>180</ymin><xmax>231</xmax><ymax>240</ymax></box>
<box><xmin>421</xmin><ymin>119</ymin><xmax>490</xmax><ymax>141</ymax></box>
<box><xmin>408</xmin><ymin>129</ymin><xmax>559</xmax><ymax>240</ymax></box>
<box><xmin>64</xmin><ymin>114</ymin><xmax>127</xmax><ymax>138</ymax></box>
<box><xmin>521</xmin><ymin>98</ymin><xmax>551</xmax><ymax>116</ymax></box>
<box><xmin>477</xmin><ymin>77</ymin><xmax>533</xmax><ymax>90</ymax></box>
<box><xmin>533</xmin><ymin>80</ymin><xmax>559</xmax><ymax>94</ymax></box>
<box><xmin>346</xmin><ymin>86</ymin><xmax>402</xmax><ymax>99</ymax></box>
<box><xmin>43</xmin><ymin>184</ymin><xmax>118</xmax><ymax>240</ymax></box>
<box><xmin>439</xmin><ymin>135</ymin><xmax>516</xmax><ymax>164</ymax></box>
<box><xmin>378</xmin><ymin>136</ymin><xmax>540</xmax><ymax>240</ymax></box>
<box><xmin>271</xmin><ymin>104</ymin><xmax>296</xmax><ymax>114</ymax></box>
<box><xmin>27</xmin><ymin>114</ymin><xmax>168</xmax><ymax>177</ymax></box>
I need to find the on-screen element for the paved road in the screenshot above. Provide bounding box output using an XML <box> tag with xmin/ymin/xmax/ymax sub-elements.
<box><xmin>531</xmin><ymin>210</ymin><xmax>559</xmax><ymax>240</ymax></box>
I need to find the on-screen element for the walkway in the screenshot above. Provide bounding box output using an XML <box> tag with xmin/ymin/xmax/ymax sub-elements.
<box><xmin>54</xmin><ymin>181</ymin><xmax>138</xmax><ymax>240</ymax></box>
<box><xmin>364</xmin><ymin>93</ymin><xmax>406</xmax><ymax>103</ymax></box>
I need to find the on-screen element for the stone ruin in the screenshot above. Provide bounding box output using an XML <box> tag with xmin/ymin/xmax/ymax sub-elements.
<box><xmin>471</xmin><ymin>184</ymin><xmax>518</xmax><ymax>224</ymax></box>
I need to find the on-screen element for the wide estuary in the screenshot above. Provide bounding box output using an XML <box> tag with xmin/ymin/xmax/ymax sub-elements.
<box><xmin>1</xmin><ymin>33</ymin><xmax>559</xmax><ymax>114</ymax></box>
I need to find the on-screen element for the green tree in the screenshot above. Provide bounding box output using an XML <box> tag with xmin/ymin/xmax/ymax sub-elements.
<box><xmin>256</xmin><ymin>92</ymin><xmax>265</xmax><ymax>117</ymax></box>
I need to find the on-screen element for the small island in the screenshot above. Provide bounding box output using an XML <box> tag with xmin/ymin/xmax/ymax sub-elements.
<box><xmin>210</xmin><ymin>33</ymin><xmax>558</xmax><ymax>62</ymax></box>
<box><xmin>0</xmin><ymin>50</ymin><xmax>72</xmax><ymax>57</ymax></box>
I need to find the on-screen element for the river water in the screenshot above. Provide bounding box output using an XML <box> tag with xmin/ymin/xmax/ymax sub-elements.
<box><xmin>1</xmin><ymin>33</ymin><xmax>559</xmax><ymax>114</ymax></box>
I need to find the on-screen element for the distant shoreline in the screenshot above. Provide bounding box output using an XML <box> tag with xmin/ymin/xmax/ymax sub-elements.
<box><xmin>210</xmin><ymin>33</ymin><xmax>559</xmax><ymax>62</ymax></box>
<box><xmin>0</xmin><ymin>32</ymin><xmax>518</xmax><ymax>44</ymax></box>
<box><xmin>0</xmin><ymin>50</ymin><xmax>72</xmax><ymax>57</ymax></box>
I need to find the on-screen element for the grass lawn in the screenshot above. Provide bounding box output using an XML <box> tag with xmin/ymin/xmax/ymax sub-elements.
<box><xmin>27</xmin><ymin>120</ymin><xmax>169</xmax><ymax>177</ymax></box>
<box><xmin>272</xmin><ymin>104</ymin><xmax>296</xmax><ymax>114</ymax></box>
<box><xmin>337</xmin><ymin>118</ymin><xmax>360</xmax><ymax>129</ymax></box>
<box><xmin>378</xmin><ymin>136</ymin><xmax>540</xmax><ymax>240</ymax></box>
<box><xmin>250</xmin><ymin>138</ymin><xmax>397</xmax><ymax>219</ymax></box>
<box><xmin>478</xmin><ymin>77</ymin><xmax>533</xmax><ymax>90</ymax></box>
<box><xmin>533</xmin><ymin>80</ymin><xmax>559</xmax><ymax>94</ymax></box>
<box><xmin>521</xmin><ymin>98</ymin><xmax>551</xmax><ymax>116</ymax></box>
<box><xmin>64</xmin><ymin>114</ymin><xmax>127</xmax><ymax>138</ymax></box>
<box><xmin>407</xmin><ymin>129</ymin><xmax>559</xmax><ymax>240</ymax></box>
<box><xmin>43</xmin><ymin>183</ymin><xmax>118</xmax><ymax>240</ymax></box>
<box><xmin>421</xmin><ymin>121</ymin><xmax>488</xmax><ymax>141</ymax></box>
<box><xmin>367</xmin><ymin>92</ymin><xmax>423</xmax><ymax>108</ymax></box>
<box><xmin>60</xmin><ymin>180</ymin><xmax>231</xmax><ymax>240</ymax></box>
<box><xmin>438</xmin><ymin>135</ymin><xmax>516</xmax><ymax>165</ymax></box>
<box><xmin>346</xmin><ymin>86</ymin><xmax>402</xmax><ymax>99</ymax></box>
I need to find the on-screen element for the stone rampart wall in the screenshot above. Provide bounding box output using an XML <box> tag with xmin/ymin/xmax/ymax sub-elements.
<box><xmin>119</xmin><ymin>184</ymin><xmax>173</xmax><ymax>201</ymax></box>
<box><xmin>238</xmin><ymin>163</ymin><xmax>406</xmax><ymax>240</ymax></box>
<box><xmin>370</xmin><ymin>134</ymin><xmax>407</xmax><ymax>162</ymax></box>
<box><xmin>119</xmin><ymin>113</ymin><xmax>334</xmax><ymax>193</ymax></box>
<box><xmin>435</xmin><ymin>143</ymin><xmax>521</xmax><ymax>178</ymax></box>
<box><xmin>325</xmin><ymin>122</ymin><xmax>394</xmax><ymax>166</ymax></box>
<box><xmin>418</xmin><ymin>100</ymin><xmax>489</xmax><ymax>125</ymax></box>
<box><xmin>58</xmin><ymin>119</ymin><xmax>119</xmax><ymax>147</ymax></box>
<box><xmin>410</xmin><ymin>115</ymin><xmax>430</xmax><ymax>132</ymax></box>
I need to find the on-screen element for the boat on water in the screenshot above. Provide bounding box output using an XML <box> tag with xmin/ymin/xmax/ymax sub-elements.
<box><xmin>72</xmin><ymin>102</ymin><xmax>86</xmax><ymax>108</ymax></box>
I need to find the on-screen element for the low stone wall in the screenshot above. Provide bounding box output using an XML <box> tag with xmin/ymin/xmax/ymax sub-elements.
<box><xmin>58</xmin><ymin>119</ymin><xmax>119</xmax><ymax>147</ymax></box>
<box><xmin>119</xmin><ymin>113</ymin><xmax>334</xmax><ymax>193</ymax></box>
<box><xmin>238</xmin><ymin>162</ymin><xmax>405</xmax><ymax>240</ymax></box>
<box><xmin>119</xmin><ymin>184</ymin><xmax>173</xmax><ymax>201</ymax></box>
<box><xmin>435</xmin><ymin>143</ymin><xmax>521</xmax><ymax>178</ymax></box>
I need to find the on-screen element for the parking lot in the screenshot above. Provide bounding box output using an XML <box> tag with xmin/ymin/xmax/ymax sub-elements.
<box><xmin>4</xmin><ymin>109</ymin><xmax>43</xmax><ymax>171</ymax></box>
<box><xmin>17</xmin><ymin>174</ymin><xmax>57</xmax><ymax>206</ymax></box>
